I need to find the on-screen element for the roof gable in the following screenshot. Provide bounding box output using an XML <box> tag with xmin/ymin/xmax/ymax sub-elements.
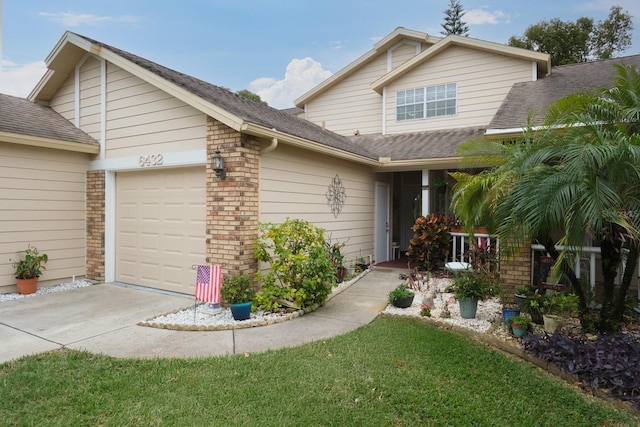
<box><xmin>29</xmin><ymin>32</ymin><xmax>380</xmax><ymax>163</ymax></box>
<box><xmin>294</xmin><ymin>27</ymin><xmax>440</xmax><ymax>107</ymax></box>
<box><xmin>370</xmin><ymin>35</ymin><xmax>551</xmax><ymax>93</ymax></box>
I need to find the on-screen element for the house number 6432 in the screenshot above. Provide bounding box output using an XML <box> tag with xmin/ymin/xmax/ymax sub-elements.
<box><xmin>139</xmin><ymin>154</ymin><xmax>164</xmax><ymax>167</ymax></box>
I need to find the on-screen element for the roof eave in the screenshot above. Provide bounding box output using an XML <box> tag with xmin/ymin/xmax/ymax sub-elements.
<box><xmin>0</xmin><ymin>131</ymin><xmax>100</xmax><ymax>154</ymax></box>
<box><xmin>372</xmin><ymin>156</ymin><xmax>462</xmax><ymax>171</ymax></box>
<box><xmin>241</xmin><ymin>123</ymin><xmax>380</xmax><ymax>166</ymax></box>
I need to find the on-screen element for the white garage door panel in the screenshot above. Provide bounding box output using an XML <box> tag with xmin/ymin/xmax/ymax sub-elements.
<box><xmin>115</xmin><ymin>167</ymin><xmax>206</xmax><ymax>294</ymax></box>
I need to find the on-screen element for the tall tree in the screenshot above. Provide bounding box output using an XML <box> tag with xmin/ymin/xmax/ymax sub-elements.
<box><xmin>451</xmin><ymin>65</ymin><xmax>640</xmax><ymax>333</ymax></box>
<box><xmin>441</xmin><ymin>0</ymin><xmax>469</xmax><ymax>36</ymax></box>
<box><xmin>508</xmin><ymin>5</ymin><xmax>633</xmax><ymax>66</ymax></box>
<box><xmin>592</xmin><ymin>5</ymin><xmax>633</xmax><ymax>60</ymax></box>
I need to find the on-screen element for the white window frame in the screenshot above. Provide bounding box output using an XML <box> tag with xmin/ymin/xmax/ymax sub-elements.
<box><xmin>396</xmin><ymin>83</ymin><xmax>457</xmax><ymax>121</ymax></box>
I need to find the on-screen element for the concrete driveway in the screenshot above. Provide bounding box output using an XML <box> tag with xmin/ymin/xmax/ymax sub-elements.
<box><xmin>0</xmin><ymin>267</ymin><xmax>402</xmax><ymax>362</ymax></box>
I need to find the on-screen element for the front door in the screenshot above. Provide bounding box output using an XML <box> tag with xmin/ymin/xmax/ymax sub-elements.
<box><xmin>375</xmin><ymin>182</ymin><xmax>390</xmax><ymax>264</ymax></box>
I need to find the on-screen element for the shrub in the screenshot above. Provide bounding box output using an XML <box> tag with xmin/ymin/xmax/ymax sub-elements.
<box><xmin>221</xmin><ymin>274</ymin><xmax>256</xmax><ymax>304</ymax></box>
<box><xmin>388</xmin><ymin>284</ymin><xmax>414</xmax><ymax>304</ymax></box>
<box><xmin>406</xmin><ymin>214</ymin><xmax>455</xmax><ymax>271</ymax></box>
<box><xmin>445</xmin><ymin>268</ymin><xmax>499</xmax><ymax>301</ymax></box>
<box><xmin>254</xmin><ymin>219</ymin><xmax>337</xmax><ymax>311</ymax></box>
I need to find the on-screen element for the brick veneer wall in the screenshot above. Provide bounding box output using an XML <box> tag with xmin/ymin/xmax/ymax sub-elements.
<box><xmin>500</xmin><ymin>246</ymin><xmax>531</xmax><ymax>298</ymax></box>
<box><xmin>206</xmin><ymin>117</ymin><xmax>260</xmax><ymax>276</ymax></box>
<box><xmin>86</xmin><ymin>170</ymin><xmax>105</xmax><ymax>281</ymax></box>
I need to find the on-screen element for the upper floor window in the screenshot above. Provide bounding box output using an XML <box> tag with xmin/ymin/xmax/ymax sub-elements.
<box><xmin>396</xmin><ymin>83</ymin><xmax>456</xmax><ymax>121</ymax></box>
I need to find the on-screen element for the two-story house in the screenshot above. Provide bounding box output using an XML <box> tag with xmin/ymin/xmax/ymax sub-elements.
<box><xmin>1</xmin><ymin>27</ymin><xmax>638</xmax><ymax>298</ymax></box>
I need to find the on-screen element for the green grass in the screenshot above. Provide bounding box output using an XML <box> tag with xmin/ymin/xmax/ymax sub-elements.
<box><xmin>0</xmin><ymin>316</ymin><xmax>637</xmax><ymax>426</ymax></box>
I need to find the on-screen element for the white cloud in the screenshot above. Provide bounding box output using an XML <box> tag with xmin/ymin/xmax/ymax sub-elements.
<box><xmin>464</xmin><ymin>8</ymin><xmax>510</xmax><ymax>25</ymax></box>
<box><xmin>0</xmin><ymin>60</ymin><xmax>47</xmax><ymax>97</ymax></box>
<box><xmin>39</xmin><ymin>12</ymin><xmax>138</xmax><ymax>27</ymax></box>
<box><xmin>249</xmin><ymin>57</ymin><xmax>333</xmax><ymax>109</ymax></box>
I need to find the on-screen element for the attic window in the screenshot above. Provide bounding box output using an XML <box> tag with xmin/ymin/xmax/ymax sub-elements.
<box><xmin>396</xmin><ymin>83</ymin><xmax>456</xmax><ymax>121</ymax></box>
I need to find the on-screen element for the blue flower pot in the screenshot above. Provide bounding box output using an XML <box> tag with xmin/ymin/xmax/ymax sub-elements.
<box><xmin>458</xmin><ymin>297</ymin><xmax>478</xmax><ymax>319</ymax></box>
<box><xmin>511</xmin><ymin>324</ymin><xmax>528</xmax><ymax>338</ymax></box>
<box><xmin>502</xmin><ymin>307</ymin><xmax>521</xmax><ymax>325</ymax></box>
<box><xmin>229</xmin><ymin>301</ymin><xmax>252</xmax><ymax>321</ymax></box>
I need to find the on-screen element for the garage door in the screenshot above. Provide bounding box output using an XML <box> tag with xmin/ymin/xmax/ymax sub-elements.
<box><xmin>115</xmin><ymin>167</ymin><xmax>206</xmax><ymax>294</ymax></box>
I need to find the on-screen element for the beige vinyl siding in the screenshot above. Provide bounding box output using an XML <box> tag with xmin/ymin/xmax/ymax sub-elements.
<box><xmin>304</xmin><ymin>54</ymin><xmax>387</xmax><ymax>136</ymax></box>
<box><xmin>0</xmin><ymin>144</ymin><xmax>90</xmax><ymax>293</ymax></box>
<box><xmin>260</xmin><ymin>145</ymin><xmax>376</xmax><ymax>264</ymax></box>
<box><xmin>104</xmin><ymin>64</ymin><xmax>206</xmax><ymax>158</ymax></box>
<box><xmin>79</xmin><ymin>57</ymin><xmax>102</xmax><ymax>140</ymax></box>
<box><xmin>390</xmin><ymin>42</ymin><xmax>420</xmax><ymax>70</ymax></box>
<box><xmin>385</xmin><ymin>46</ymin><xmax>532</xmax><ymax>133</ymax></box>
<box><xmin>49</xmin><ymin>72</ymin><xmax>76</xmax><ymax>123</ymax></box>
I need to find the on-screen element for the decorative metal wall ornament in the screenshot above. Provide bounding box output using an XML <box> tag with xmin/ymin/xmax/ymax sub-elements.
<box><xmin>326</xmin><ymin>174</ymin><xmax>347</xmax><ymax>218</ymax></box>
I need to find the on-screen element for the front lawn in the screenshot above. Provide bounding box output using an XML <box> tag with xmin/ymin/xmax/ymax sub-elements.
<box><xmin>0</xmin><ymin>316</ymin><xmax>636</xmax><ymax>426</ymax></box>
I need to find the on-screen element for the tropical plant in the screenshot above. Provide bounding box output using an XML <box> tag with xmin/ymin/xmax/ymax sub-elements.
<box><xmin>13</xmin><ymin>245</ymin><xmax>48</xmax><ymax>279</ymax></box>
<box><xmin>445</xmin><ymin>268</ymin><xmax>498</xmax><ymax>301</ymax></box>
<box><xmin>221</xmin><ymin>274</ymin><xmax>256</xmax><ymax>304</ymax></box>
<box><xmin>451</xmin><ymin>64</ymin><xmax>640</xmax><ymax>333</ymax></box>
<box><xmin>254</xmin><ymin>219</ymin><xmax>337</xmax><ymax>311</ymax></box>
<box><xmin>406</xmin><ymin>214</ymin><xmax>455</xmax><ymax>271</ymax></box>
<box><xmin>543</xmin><ymin>292</ymin><xmax>579</xmax><ymax>317</ymax></box>
<box><xmin>388</xmin><ymin>284</ymin><xmax>414</xmax><ymax>304</ymax></box>
<box><xmin>325</xmin><ymin>241</ymin><xmax>345</xmax><ymax>268</ymax></box>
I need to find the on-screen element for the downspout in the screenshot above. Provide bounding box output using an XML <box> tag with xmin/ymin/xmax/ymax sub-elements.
<box><xmin>261</xmin><ymin>137</ymin><xmax>279</xmax><ymax>154</ymax></box>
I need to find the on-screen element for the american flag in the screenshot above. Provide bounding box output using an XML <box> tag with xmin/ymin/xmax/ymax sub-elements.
<box><xmin>194</xmin><ymin>265</ymin><xmax>222</xmax><ymax>303</ymax></box>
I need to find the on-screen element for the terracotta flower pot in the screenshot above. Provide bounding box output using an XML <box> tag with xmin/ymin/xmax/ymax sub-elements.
<box><xmin>16</xmin><ymin>277</ymin><xmax>38</xmax><ymax>295</ymax></box>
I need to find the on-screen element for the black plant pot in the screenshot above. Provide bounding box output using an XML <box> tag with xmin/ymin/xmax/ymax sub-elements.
<box><xmin>392</xmin><ymin>295</ymin><xmax>414</xmax><ymax>308</ymax></box>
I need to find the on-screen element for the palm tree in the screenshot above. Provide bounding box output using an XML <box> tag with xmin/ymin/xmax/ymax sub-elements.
<box><xmin>451</xmin><ymin>65</ymin><xmax>640</xmax><ymax>333</ymax></box>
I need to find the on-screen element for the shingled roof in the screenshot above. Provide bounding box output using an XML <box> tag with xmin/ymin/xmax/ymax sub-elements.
<box><xmin>488</xmin><ymin>54</ymin><xmax>640</xmax><ymax>132</ymax></box>
<box><xmin>72</xmin><ymin>33</ymin><xmax>378</xmax><ymax>160</ymax></box>
<box><xmin>348</xmin><ymin>127</ymin><xmax>486</xmax><ymax>161</ymax></box>
<box><xmin>0</xmin><ymin>93</ymin><xmax>98</xmax><ymax>147</ymax></box>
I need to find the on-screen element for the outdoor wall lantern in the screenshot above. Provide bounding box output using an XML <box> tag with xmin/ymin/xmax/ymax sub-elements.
<box><xmin>212</xmin><ymin>150</ymin><xmax>226</xmax><ymax>180</ymax></box>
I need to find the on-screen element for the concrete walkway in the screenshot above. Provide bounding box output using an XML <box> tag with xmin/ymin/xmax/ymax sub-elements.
<box><xmin>0</xmin><ymin>267</ymin><xmax>403</xmax><ymax>362</ymax></box>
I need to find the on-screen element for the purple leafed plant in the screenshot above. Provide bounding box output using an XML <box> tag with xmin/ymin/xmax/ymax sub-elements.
<box><xmin>523</xmin><ymin>332</ymin><xmax>640</xmax><ymax>407</ymax></box>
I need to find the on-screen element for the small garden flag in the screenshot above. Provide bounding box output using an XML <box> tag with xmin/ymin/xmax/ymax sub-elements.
<box><xmin>194</xmin><ymin>265</ymin><xmax>222</xmax><ymax>303</ymax></box>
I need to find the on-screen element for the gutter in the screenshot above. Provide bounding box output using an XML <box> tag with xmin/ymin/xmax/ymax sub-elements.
<box><xmin>240</xmin><ymin>123</ymin><xmax>380</xmax><ymax>167</ymax></box>
<box><xmin>260</xmin><ymin>136</ymin><xmax>279</xmax><ymax>154</ymax></box>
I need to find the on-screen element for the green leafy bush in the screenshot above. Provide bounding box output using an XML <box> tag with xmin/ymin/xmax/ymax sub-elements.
<box><xmin>221</xmin><ymin>274</ymin><xmax>256</xmax><ymax>304</ymax></box>
<box><xmin>445</xmin><ymin>268</ymin><xmax>499</xmax><ymax>301</ymax></box>
<box><xmin>388</xmin><ymin>284</ymin><xmax>414</xmax><ymax>304</ymax></box>
<box><xmin>406</xmin><ymin>214</ymin><xmax>455</xmax><ymax>271</ymax></box>
<box><xmin>254</xmin><ymin>219</ymin><xmax>337</xmax><ymax>311</ymax></box>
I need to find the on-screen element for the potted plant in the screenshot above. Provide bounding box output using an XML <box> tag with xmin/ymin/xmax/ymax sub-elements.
<box><xmin>388</xmin><ymin>284</ymin><xmax>415</xmax><ymax>308</ymax></box>
<box><xmin>221</xmin><ymin>273</ymin><xmax>256</xmax><ymax>321</ymax></box>
<box><xmin>12</xmin><ymin>245</ymin><xmax>48</xmax><ymax>295</ymax></box>
<box><xmin>509</xmin><ymin>315</ymin><xmax>531</xmax><ymax>338</ymax></box>
<box><xmin>542</xmin><ymin>292</ymin><xmax>579</xmax><ymax>333</ymax></box>
<box><xmin>445</xmin><ymin>268</ymin><xmax>498</xmax><ymax>319</ymax></box>
<box><xmin>517</xmin><ymin>287</ymin><xmax>547</xmax><ymax>325</ymax></box>
<box><xmin>326</xmin><ymin>241</ymin><xmax>346</xmax><ymax>282</ymax></box>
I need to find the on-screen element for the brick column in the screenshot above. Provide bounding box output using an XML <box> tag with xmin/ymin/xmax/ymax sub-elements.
<box><xmin>86</xmin><ymin>170</ymin><xmax>105</xmax><ymax>281</ymax></box>
<box><xmin>500</xmin><ymin>245</ymin><xmax>531</xmax><ymax>297</ymax></box>
<box><xmin>206</xmin><ymin>117</ymin><xmax>260</xmax><ymax>276</ymax></box>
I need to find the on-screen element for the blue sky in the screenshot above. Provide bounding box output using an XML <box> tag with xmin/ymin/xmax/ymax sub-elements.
<box><xmin>1</xmin><ymin>0</ymin><xmax>639</xmax><ymax>108</ymax></box>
